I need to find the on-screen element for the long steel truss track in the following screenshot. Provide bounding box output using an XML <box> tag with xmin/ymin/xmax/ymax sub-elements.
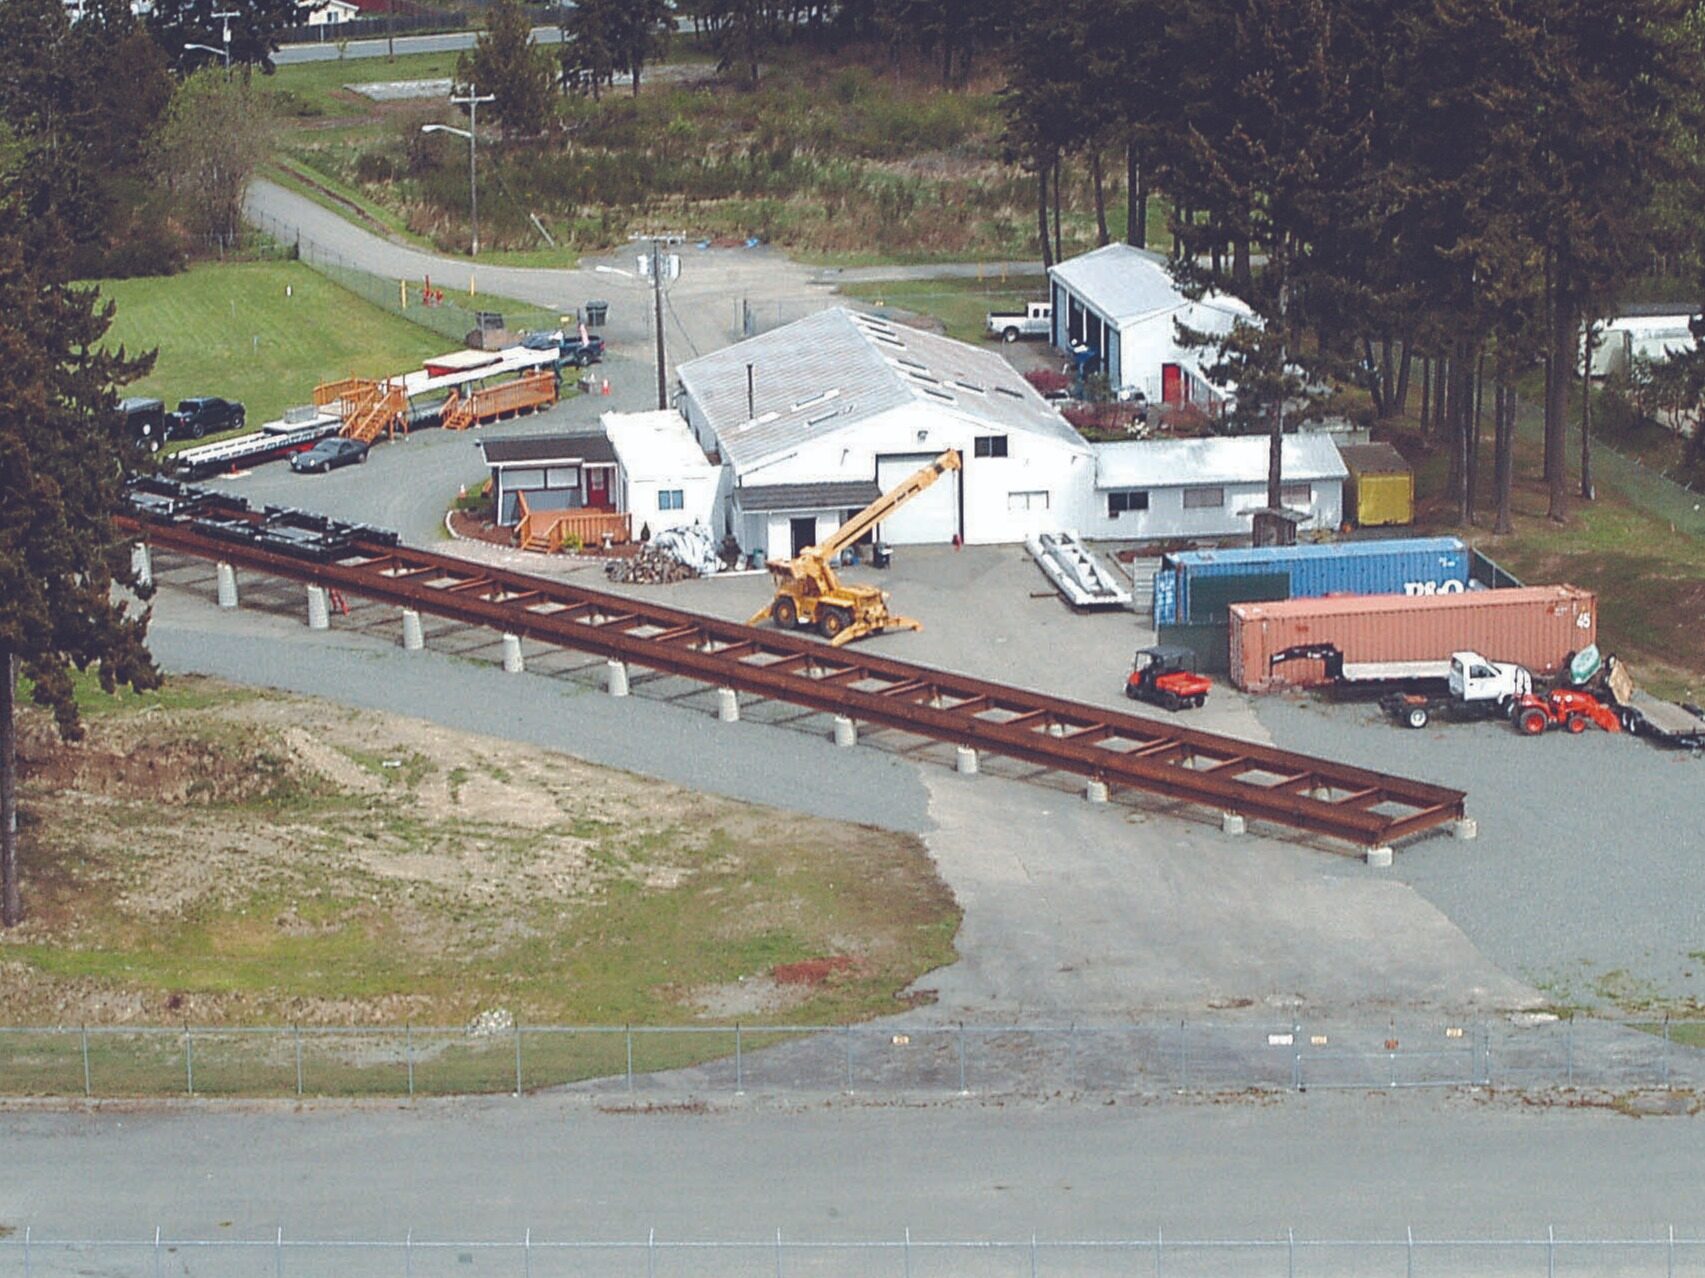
<box><xmin>121</xmin><ymin>494</ymin><xmax>1467</xmax><ymax>850</ymax></box>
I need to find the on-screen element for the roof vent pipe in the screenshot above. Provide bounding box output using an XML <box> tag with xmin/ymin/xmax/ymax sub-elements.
<box><xmin>747</xmin><ymin>363</ymin><xmax>755</xmax><ymax>421</ymax></box>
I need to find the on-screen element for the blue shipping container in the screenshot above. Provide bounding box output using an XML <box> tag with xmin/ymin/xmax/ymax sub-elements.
<box><xmin>1151</xmin><ymin>537</ymin><xmax>1470</xmax><ymax>626</ymax></box>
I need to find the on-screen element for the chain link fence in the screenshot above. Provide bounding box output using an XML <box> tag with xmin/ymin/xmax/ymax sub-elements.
<box><xmin>0</xmin><ymin>1016</ymin><xmax>1697</xmax><ymax>1101</ymax></box>
<box><xmin>4</xmin><ymin>1227</ymin><xmax>1702</xmax><ymax>1278</ymax></box>
<box><xmin>246</xmin><ymin>209</ymin><xmax>562</xmax><ymax>345</ymax></box>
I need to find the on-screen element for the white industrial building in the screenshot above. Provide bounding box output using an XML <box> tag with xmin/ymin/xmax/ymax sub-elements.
<box><xmin>1049</xmin><ymin>243</ymin><xmax>1257</xmax><ymax>411</ymax></box>
<box><xmin>1082</xmin><ymin>433</ymin><xmax>1347</xmax><ymax>541</ymax></box>
<box><xmin>602</xmin><ymin>409</ymin><xmax>720</xmax><ymax>537</ymax></box>
<box><xmin>677</xmin><ymin>308</ymin><xmax>1095</xmax><ymax>559</ymax></box>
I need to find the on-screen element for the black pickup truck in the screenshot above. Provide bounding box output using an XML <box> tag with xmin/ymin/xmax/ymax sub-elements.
<box><xmin>168</xmin><ymin>396</ymin><xmax>246</xmax><ymax>439</ymax></box>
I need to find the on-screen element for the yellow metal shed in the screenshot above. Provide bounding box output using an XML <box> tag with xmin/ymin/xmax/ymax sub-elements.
<box><xmin>1338</xmin><ymin>442</ymin><xmax>1414</xmax><ymax>527</ymax></box>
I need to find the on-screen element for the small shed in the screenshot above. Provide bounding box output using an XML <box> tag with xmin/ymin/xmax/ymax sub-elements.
<box><xmin>1047</xmin><ymin>244</ymin><xmax>1257</xmax><ymax>408</ymax></box>
<box><xmin>1338</xmin><ymin>442</ymin><xmax>1414</xmax><ymax>527</ymax></box>
<box><xmin>601</xmin><ymin>410</ymin><xmax>720</xmax><ymax>537</ymax></box>
<box><xmin>479</xmin><ymin>431</ymin><xmax>619</xmax><ymax>527</ymax></box>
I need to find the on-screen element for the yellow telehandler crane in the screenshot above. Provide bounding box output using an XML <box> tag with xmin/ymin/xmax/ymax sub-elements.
<box><xmin>746</xmin><ymin>449</ymin><xmax>962</xmax><ymax>646</ymax></box>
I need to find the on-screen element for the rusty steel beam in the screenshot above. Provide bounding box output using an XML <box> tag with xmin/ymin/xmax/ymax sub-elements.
<box><xmin>124</xmin><ymin>515</ymin><xmax>1466</xmax><ymax>848</ymax></box>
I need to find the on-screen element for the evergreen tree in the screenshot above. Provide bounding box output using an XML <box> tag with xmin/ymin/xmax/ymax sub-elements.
<box><xmin>455</xmin><ymin>0</ymin><xmax>554</xmax><ymax>137</ymax></box>
<box><xmin>0</xmin><ymin>202</ymin><xmax>160</xmax><ymax>927</ymax></box>
<box><xmin>559</xmin><ymin>0</ymin><xmax>619</xmax><ymax>99</ymax></box>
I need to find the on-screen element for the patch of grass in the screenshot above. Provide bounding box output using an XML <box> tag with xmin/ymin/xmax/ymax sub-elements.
<box><xmin>90</xmin><ymin>260</ymin><xmax>448</xmax><ymax>433</ymax></box>
<box><xmin>838</xmin><ymin>275</ymin><xmax>1050</xmax><ymax>344</ymax></box>
<box><xmin>261</xmin><ymin>50</ymin><xmax>466</xmax><ymax>118</ymax></box>
<box><xmin>0</xmin><ymin>679</ymin><xmax>959</xmax><ymax>1096</ymax></box>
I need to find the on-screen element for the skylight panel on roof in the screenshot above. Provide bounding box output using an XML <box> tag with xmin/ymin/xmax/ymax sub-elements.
<box><xmin>806</xmin><ymin>409</ymin><xmax>841</xmax><ymax>427</ymax></box>
<box><xmin>921</xmin><ymin>386</ymin><xmax>956</xmax><ymax>403</ymax></box>
<box><xmin>790</xmin><ymin>388</ymin><xmax>840</xmax><ymax>412</ymax></box>
<box><xmin>994</xmin><ymin>386</ymin><xmax>1024</xmax><ymax>399</ymax></box>
<box><xmin>896</xmin><ymin>356</ymin><xmax>929</xmax><ymax>371</ymax></box>
<box><xmin>870</xmin><ymin>333</ymin><xmax>906</xmax><ymax>348</ymax></box>
<box><xmin>904</xmin><ymin>370</ymin><xmax>941</xmax><ymax>386</ymax></box>
<box><xmin>954</xmin><ymin>380</ymin><xmax>986</xmax><ymax>394</ymax></box>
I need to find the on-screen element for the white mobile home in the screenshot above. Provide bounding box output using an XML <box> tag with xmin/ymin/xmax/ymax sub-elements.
<box><xmin>676</xmin><ymin>308</ymin><xmax>1095</xmax><ymax>560</ymax></box>
<box><xmin>1084</xmin><ymin>433</ymin><xmax>1347</xmax><ymax>541</ymax></box>
<box><xmin>602</xmin><ymin>410</ymin><xmax>720</xmax><ymax>537</ymax></box>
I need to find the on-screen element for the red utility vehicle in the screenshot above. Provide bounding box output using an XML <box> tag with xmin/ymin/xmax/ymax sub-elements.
<box><xmin>1126</xmin><ymin>646</ymin><xmax>1212</xmax><ymax>711</ymax></box>
<box><xmin>1512</xmin><ymin>688</ymin><xmax>1622</xmax><ymax>736</ymax></box>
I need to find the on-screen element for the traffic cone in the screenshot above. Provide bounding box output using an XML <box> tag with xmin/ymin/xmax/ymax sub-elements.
<box><xmin>601</xmin><ymin>378</ymin><xmax>611</xmax><ymax>397</ymax></box>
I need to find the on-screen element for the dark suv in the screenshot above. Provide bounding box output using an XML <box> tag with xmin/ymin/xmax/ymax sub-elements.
<box><xmin>169</xmin><ymin>396</ymin><xmax>246</xmax><ymax>439</ymax></box>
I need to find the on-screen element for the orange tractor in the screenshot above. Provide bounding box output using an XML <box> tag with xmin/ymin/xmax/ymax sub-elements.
<box><xmin>1511</xmin><ymin>687</ymin><xmax>1622</xmax><ymax>736</ymax></box>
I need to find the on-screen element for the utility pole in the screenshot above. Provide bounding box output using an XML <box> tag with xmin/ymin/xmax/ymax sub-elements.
<box><xmin>449</xmin><ymin>85</ymin><xmax>495</xmax><ymax>255</ymax></box>
<box><xmin>652</xmin><ymin>239</ymin><xmax>667</xmax><ymax>410</ymax></box>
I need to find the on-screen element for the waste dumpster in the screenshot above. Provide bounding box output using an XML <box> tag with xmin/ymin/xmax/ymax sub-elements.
<box><xmin>584</xmin><ymin>299</ymin><xmax>609</xmax><ymax>327</ymax></box>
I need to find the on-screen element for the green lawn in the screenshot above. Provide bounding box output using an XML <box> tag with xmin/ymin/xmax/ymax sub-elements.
<box><xmin>838</xmin><ymin>275</ymin><xmax>1051</xmax><ymax>344</ymax></box>
<box><xmin>263</xmin><ymin>49</ymin><xmax>466</xmax><ymax>118</ymax></box>
<box><xmin>92</xmin><ymin>260</ymin><xmax>450</xmax><ymax>431</ymax></box>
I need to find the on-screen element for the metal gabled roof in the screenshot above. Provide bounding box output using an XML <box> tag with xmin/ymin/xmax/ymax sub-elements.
<box><xmin>677</xmin><ymin>307</ymin><xmax>1088</xmax><ymax>471</ymax></box>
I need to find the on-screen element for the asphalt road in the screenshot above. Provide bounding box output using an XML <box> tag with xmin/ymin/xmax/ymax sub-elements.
<box><xmin>2</xmin><ymin>1093</ymin><xmax>1701</xmax><ymax>1257</ymax></box>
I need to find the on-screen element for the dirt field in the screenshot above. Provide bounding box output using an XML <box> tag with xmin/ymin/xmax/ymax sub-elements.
<box><xmin>0</xmin><ymin>678</ymin><xmax>958</xmax><ymax>1028</ymax></box>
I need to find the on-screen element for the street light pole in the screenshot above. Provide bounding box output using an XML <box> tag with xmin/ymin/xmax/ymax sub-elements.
<box><xmin>652</xmin><ymin>239</ymin><xmax>667</xmax><ymax>410</ymax></box>
<box><xmin>449</xmin><ymin>85</ymin><xmax>495</xmax><ymax>256</ymax></box>
<box><xmin>212</xmin><ymin>9</ymin><xmax>238</xmax><ymax>70</ymax></box>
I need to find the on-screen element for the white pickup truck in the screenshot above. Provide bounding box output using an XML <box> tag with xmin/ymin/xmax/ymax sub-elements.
<box><xmin>986</xmin><ymin>301</ymin><xmax>1052</xmax><ymax>342</ymax></box>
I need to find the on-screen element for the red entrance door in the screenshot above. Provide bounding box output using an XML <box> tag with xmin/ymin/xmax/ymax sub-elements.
<box><xmin>585</xmin><ymin>467</ymin><xmax>610</xmax><ymax>508</ymax></box>
<box><xmin>1161</xmin><ymin>363</ymin><xmax>1183</xmax><ymax>405</ymax></box>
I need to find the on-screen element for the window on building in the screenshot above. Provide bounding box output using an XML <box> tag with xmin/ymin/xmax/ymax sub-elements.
<box><xmin>1183</xmin><ymin>486</ymin><xmax>1225</xmax><ymax>509</ymax></box>
<box><xmin>544</xmin><ymin>466</ymin><xmax>580</xmax><ymax>489</ymax></box>
<box><xmin>1107</xmin><ymin>490</ymin><xmax>1150</xmax><ymax>517</ymax></box>
<box><xmin>1007</xmin><ymin>490</ymin><xmax>1050</xmax><ymax>512</ymax></box>
<box><xmin>974</xmin><ymin>435</ymin><xmax>1009</xmax><ymax>459</ymax></box>
<box><xmin>658</xmin><ymin>489</ymin><xmax>685</xmax><ymax>511</ymax></box>
<box><xmin>1280</xmin><ymin>482</ymin><xmax>1312</xmax><ymax>506</ymax></box>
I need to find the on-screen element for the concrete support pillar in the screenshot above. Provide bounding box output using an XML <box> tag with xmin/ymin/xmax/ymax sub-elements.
<box><xmin>716</xmin><ymin>687</ymin><xmax>740</xmax><ymax>722</ymax></box>
<box><xmin>1220</xmin><ymin>811</ymin><xmax>1246</xmax><ymax>836</ymax></box>
<box><xmin>306</xmin><ymin>585</ymin><xmax>330</xmax><ymax>631</ymax></box>
<box><xmin>501</xmin><ymin>633</ymin><xmax>524</xmax><ymax>673</ymax></box>
<box><xmin>605</xmin><ymin>659</ymin><xmax>630</xmax><ymax>697</ymax></box>
<box><xmin>1365</xmin><ymin>846</ymin><xmax>1394</xmax><ymax>868</ymax></box>
<box><xmin>130</xmin><ymin>542</ymin><xmax>152</xmax><ymax>588</ymax></box>
<box><xmin>955</xmin><ymin>746</ymin><xmax>979</xmax><ymax>776</ymax></box>
<box><xmin>401</xmin><ymin>609</ymin><xmax>425</xmax><ymax>651</ymax></box>
<box><xmin>215</xmin><ymin>562</ymin><xmax>238</xmax><ymax>609</ymax></box>
<box><xmin>832</xmin><ymin>716</ymin><xmax>857</xmax><ymax>748</ymax></box>
<box><xmin>1085</xmin><ymin>780</ymin><xmax>1109</xmax><ymax>804</ymax></box>
<box><xmin>1453</xmin><ymin>817</ymin><xmax>1478</xmax><ymax>841</ymax></box>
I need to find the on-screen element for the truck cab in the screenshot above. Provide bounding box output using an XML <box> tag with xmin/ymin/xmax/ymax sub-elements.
<box><xmin>1448</xmin><ymin>651</ymin><xmax>1532</xmax><ymax>705</ymax></box>
<box><xmin>986</xmin><ymin>301</ymin><xmax>1053</xmax><ymax>342</ymax></box>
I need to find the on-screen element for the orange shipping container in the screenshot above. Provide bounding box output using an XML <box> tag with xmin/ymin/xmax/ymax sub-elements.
<box><xmin>1228</xmin><ymin>586</ymin><xmax>1597</xmax><ymax>692</ymax></box>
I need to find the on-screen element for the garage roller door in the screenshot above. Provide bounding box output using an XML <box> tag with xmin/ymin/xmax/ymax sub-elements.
<box><xmin>875</xmin><ymin>452</ymin><xmax>960</xmax><ymax>544</ymax></box>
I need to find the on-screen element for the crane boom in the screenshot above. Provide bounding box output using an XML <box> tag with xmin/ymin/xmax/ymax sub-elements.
<box><xmin>810</xmin><ymin>449</ymin><xmax>961</xmax><ymax>559</ymax></box>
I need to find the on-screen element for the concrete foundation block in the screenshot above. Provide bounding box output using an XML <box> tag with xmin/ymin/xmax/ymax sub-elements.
<box><xmin>1365</xmin><ymin>845</ymin><xmax>1394</xmax><ymax>868</ymax></box>
<box><xmin>306</xmin><ymin>585</ymin><xmax>330</xmax><ymax>631</ymax></box>
<box><xmin>131</xmin><ymin>542</ymin><xmax>152</xmax><ymax>588</ymax></box>
<box><xmin>832</xmin><ymin>716</ymin><xmax>857</xmax><ymax>748</ymax></box>
<box><xmin>955</xmin><ymin>746</ymin><xmax>979</xmax><ymax>776</ymax></box>
<box><xmin>716</xmin><ymin>686</ymin><xmax>740</xmax><ymax>722</ymax></box>
<box><xmin>1453</xmin><ymin>817</ymin><xmax>1478</xmax><ymax>841</ymax></box>
<box><xmin>1221</xmin><ymin>811</ymin><xmax>1246</xmax><ymax>836</ymax></box>
<box><xmin>605</xmin><ymin>659</ymin><xmax>630</xmax><ymax>698</ymax></box>
<box><xmin>501</xmin><ymin>633</ymin><xmax>524</xmax><ymax>673</ymax></box>
<box><xmin>214</xmin><ymin>562</ymin><xmax>238</xmax><ymax>609</ymax></box>
<box><xmin>1085</xmin><ymin>780</ymin><xmax>1109</xmax><ymax>804</ymax></box>
<box><xmin>401</xmin><ymin>609</ymin><xmax>424</xmax><ymax>651</ymax></box>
